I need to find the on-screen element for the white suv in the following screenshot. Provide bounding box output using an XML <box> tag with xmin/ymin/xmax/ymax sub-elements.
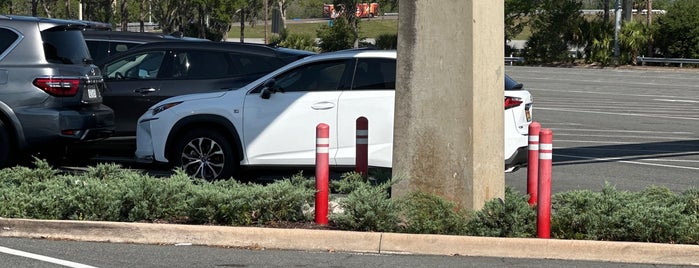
<box><xmin>135</xmin><ymin>50</ymin><xmax>533</xmax><ymax>180</ymax></box>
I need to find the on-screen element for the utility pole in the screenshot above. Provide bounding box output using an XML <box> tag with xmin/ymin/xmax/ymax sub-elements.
<box><xmin>264</xmin><ymin>0</ymin><xmax>269</xmax><ymax>44</ymax></box>
<box><xmin>614</xmin><ymin>0</ymin><xmax>622</xmax><ymax>65</ymax></box>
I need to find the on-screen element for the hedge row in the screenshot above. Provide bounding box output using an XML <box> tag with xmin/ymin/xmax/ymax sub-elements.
<box><xmin>1</xmin><ymin>159</ymin><xmax>697</xmax><ymax>244</ymax></box>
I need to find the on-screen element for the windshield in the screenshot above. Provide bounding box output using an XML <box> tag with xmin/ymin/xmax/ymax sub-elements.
<box><xmin>41</xmin><ymin>28</ymin><xmax>92</xmax><ymax>64</ymax></box>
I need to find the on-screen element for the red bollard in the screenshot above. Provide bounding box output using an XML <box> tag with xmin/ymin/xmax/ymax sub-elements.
<box><xmin>315</xmin><ymin>123</ymin><xmax>330</xmax><ymax>225</ymax></box>
<box><xmin>527</xmin><ymin>122</ymin><xmax>541</xmax><ymax>206</ymax></box>
<box><xmin>537</xmin><ymin>128</ymin><xmax>553</xmax><ymax>239</ymax></box>
<box><xmin>356</xmin><ymin>117</ymin><xmax>368</xmax><ymax>178</ymax></box>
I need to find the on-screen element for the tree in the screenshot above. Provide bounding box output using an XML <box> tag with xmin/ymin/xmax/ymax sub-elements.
<box><xmin>316</xmin><ymin>16</ymin><xmax>354</xmax><ymax>52</ymax></box>
<box><xmin>504</xmin><ymin>0</ymin><xmax>537</xmax><ymax>42</ymax></box>
<box><xmin>655</xmin><ymin>0</ymin><xmax>699</xmax><ymax>59</ymax></box>
<box><xmin>333</xmin><ymin>0</ymin><xmax>360</xmax><ymax>48</ymax></box>
<box><xmin>524</xmin><ymin>0</ymin><xmax>584</xmax><ymax>63</ymax></box>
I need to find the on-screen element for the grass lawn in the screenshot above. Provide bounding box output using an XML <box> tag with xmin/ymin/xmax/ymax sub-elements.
<box><xmin>227</xmin><ymin>18</ymin><xmax>399</xmax><ymax>40</ymax></box>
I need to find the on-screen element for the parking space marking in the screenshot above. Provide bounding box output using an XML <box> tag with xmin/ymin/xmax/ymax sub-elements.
<box><xmin>0</xmin><ymin>246</ymin><xmax>97</xmax><ymax>268</ymax></box>
<box><xmin>553</xmin><ymin>153</ymin><xmax>699</xmax><ymax>171</ymax></box>
<box><xmin>654</xmin><ymin>99</ymin><xmax>699</xmax><ymax>103</ymax></box>
<box><xmin>550</xmin><ymin>128</ymin><xmax>693</xmax><ymax>135</ymax></box>
<box><xmin>536</xmin><ymin>107</ymin><xmax>699</xmax><ymax>121</ymax></box>
<box><xmin>553</xmin><ymin>133</ymin><xmax>697</xmax><ymax>140</ymax></box>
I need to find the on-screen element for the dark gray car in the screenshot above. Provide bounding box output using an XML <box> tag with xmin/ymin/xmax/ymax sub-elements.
<box><xmin>82</xmin><ymin>30</ymin><xmax>209</xmax><ymax>62</ymax></box>
<box><xmin>0</xmin><ymin>15</ymin><xmax>115</xmax><ymax>167</ymax></box>
<box><xmin>96</xmin><ymin>41</ymin><xmax>316</xmax><ymax>138</ymax></box>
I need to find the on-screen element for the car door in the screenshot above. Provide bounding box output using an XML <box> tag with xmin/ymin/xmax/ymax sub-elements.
<box><xmin>335</xmin><ymin>58</ymin><xmax>397</xmax><ymax>168</ymax></box>
<box><xmin>242</xmin><ymin>59</ymin><xmax>352</xmax><ymax>166</ymax></box>
<box><xmin>102</xmin><ymin>50</ymin><xmax>167</xmax><ymax>136</ymax></box>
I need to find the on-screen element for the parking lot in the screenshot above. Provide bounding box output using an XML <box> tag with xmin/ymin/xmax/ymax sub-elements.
<box><xmin>505</xmin><ymin>66</ymin><xmax>699</xmax><ymax>194</ymax></box>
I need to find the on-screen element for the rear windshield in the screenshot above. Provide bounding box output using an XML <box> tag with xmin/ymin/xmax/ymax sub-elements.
<box><xmin>41</xmin><ymin>28</ymin><xmax>92</xmax><ymax>64</ymax></box>
<box><xmin>505</xmin><ymin>74</ymin><xmax>523</xmax><ymax>91</ymax></box>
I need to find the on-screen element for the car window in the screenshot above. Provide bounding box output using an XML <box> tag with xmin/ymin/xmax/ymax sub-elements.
<box><xmin>168</xmin><ymin>50</ymin><xmax>232</xmax><ymax>79</ymax></box>
<box><xmin>41</xmin><ymin>28</ymin><xmax>91</xmax><ymax>64</ymax></box>
<box><xmin>352</xmin><ymin>58</ymin><xmax>396</xmax><ymax>90</ymax></box>
<box><xmin>274</xmin><ymin>60</ymin><xmax>347</xmax><ymax>92</ymax></box>
<box><xmin>105</xmin><ymin>51</ymin><xmax>165</xmax><ymax>80</ymax></box>
<box><xmin>0</xmin><ymin>28</ymin><xmax>20</xmax><ymax>61</ymax></box>
<box><xmin>86</xmin><ymin>40</ymin><xmax>142</xmax><ymax>62</ymax></box>
<box><xmin>234</xmin><ymin>54</ymin><xmax>286</xmax><ymax>76</ymax></box>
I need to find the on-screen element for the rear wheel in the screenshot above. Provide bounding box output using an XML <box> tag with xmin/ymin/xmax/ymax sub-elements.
<box><xmin>172</xmin><ymin>128</ymin><xmax>237</xmax><ymax>181</ymax></box>
<box><xmin>0</xmin><ymin>121</ymin><xmax>14</xmax><ymax>168</ymax></box>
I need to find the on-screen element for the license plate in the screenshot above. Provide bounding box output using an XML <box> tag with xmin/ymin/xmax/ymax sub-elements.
<box><xmin>87</xmin><ymin>85</ymin><xmax>98</xmax><ymax>99</ymax></box>
<box><xmin>525</xmin><ymin>109</ymin><xmax>531</xmax><ymax>122</ymax></box>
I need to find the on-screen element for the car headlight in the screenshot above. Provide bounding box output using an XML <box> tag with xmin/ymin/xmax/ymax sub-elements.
<box><xmin>152</xmin><ymin>101</ymin><xmax>183</xmax><ymax>115</ymax></box>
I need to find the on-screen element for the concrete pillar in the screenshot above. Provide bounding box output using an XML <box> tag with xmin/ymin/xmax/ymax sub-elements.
<box><xmin>392</xmin><ymin>0</ymin><xmax>504</xmax><ymax>210</ymax></box>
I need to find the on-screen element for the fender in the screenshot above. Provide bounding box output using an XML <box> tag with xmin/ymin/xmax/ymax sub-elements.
<box><xmin>165</xmin><ymin>114</ymin><xmax>244</xmax><ymax>161</ymax></box>
<box><xmin>0</xmin><ymin>100</ymin><xmax>27</xmax><ymax>150</ymax></box>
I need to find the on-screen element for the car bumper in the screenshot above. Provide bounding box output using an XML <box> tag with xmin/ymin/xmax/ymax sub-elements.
<box><xmin>505</xmin><ymin>146</ymin><xmax>528</xmax><ymax>172</ymax></box>
<box><xmin>17</xmin><ymin>104</ymin><xmax>114</xmax><ymax>147</ymax></box>
<box><xmin>135</xmin><ymin>117</ymin><xmax>156</xmax><ymax>163</ymax></box>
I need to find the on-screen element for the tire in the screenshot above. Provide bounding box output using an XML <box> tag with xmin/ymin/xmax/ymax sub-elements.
<box><xmin>0</xmin><ymin>121</ymin><xmax>13</xmax><ymax>168</ymax></box>
<box><xmin>172</xmin><ymin>128</ymin><xmax>237</xmax><ymax>181</ymax></box>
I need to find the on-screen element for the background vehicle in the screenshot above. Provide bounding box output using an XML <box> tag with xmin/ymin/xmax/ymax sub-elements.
<box><xmin>135</xmin><ymin>50</ymin><xmax>533</xmax><ymax>180</ymax></box>
<box><xmin>0</xmin><ymin>15</ymin><xmax>114</xmax><ymax>167</ymax></box>
<box><xmin>323</xmin><ymin>3</ymin><xmax>380</xmax><ymax>18</ymax></box>
<box><xmin>98</xmin><ymin>41</ymin><xmax>315</xmax><ymax>139</ymax></box>
<box><xmin>82</xmin><ymin>30</ymin><xmax>209</xmax><ymax>62</ymax></box>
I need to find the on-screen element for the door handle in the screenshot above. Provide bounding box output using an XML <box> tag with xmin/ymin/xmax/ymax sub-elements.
<box><xmin>134</xmin><ymin>88</ymin><xmax>157</xmax><ymax>94</ymax></box>
<box><xmin>311</xmin><ymin>102</ymin><xmax>336</xmax><ymax>110</ymax></box>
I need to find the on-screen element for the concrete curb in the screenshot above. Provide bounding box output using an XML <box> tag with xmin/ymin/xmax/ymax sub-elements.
<box><xmin>1</xmin><ymin>218</ymin><xmax>698</xmax><ymax>265</ymax></box>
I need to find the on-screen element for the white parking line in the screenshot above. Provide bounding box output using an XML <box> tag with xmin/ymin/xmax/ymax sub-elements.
<box><xmin>550</xmin><ymin>128</ymin><xmax>694</xmax><ymax>135</ymax></box>
<box><xmin>553</xmin><ymin>133</ymin><xmax>697</xmax><ymax>140</ymax></box>
<box><xmin>0</xmin><ymin>246</ymin><xmax>98</xmax><ymax>268</ymax></box>
<box><xmin>654</xmin><ymin>99</ymin><xmax>699</xmax><ymax>103</ymax></box>
<box><xmin>536</xmin><ymin>107</ymin><xmax>699</xmax><ymax>121</ymax></box>
<box><xmin>554</xmin><ymin>153</ymin><xmax>699</xmax><ymax>171</ymax></box>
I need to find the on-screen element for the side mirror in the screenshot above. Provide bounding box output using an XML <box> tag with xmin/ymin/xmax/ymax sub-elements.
<box><xmin>260</xmin><ymin>79</ymin><xmax>277</xmax><ymax>99</ymax></box>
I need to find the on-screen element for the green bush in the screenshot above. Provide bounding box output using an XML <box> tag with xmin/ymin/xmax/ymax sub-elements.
<box><xmin>330</xmin><ymin>179</ymin><xmax>399</xmax><ymax>232</ymax></box>
<box><xmin>466</xmin><ymin>187</ymin><xmax>536</xmax><ymax>238</ymax></box>
<box><xmin>398</xmin><ymin>192</ymin><xmax>469</xmax><ymax>235</ymax></box>
<box><xmin>374</xmin><ymin>33</ymin><xmax>397</xmax><ymax>50</ymax></box>
<box><xmin>316</xmin><ymin>17</ymin><xmax>356</xmax><ymax>52</ymax></box>
<box><xmin>0</xmin><ymin>160</ymin><xmax>697</xmax><ymax>245</ymax></box>
<box><xmin>552</xmin><ymin>184</ymin><xmax>699</xmax><ymax>244</ymax></box>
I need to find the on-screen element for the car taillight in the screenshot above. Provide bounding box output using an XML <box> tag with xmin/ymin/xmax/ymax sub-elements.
<box><xmin>33</xmin><ymin>77</ymin><xmax>80</xmax><ymax>97</ymax></box>
<box><xmin>504</xmin><ymin>96</ymin><xmax>523</xmax><ymax>110</ymax></box>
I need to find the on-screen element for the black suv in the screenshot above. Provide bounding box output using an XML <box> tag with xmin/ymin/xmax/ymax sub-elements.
<box><xmin>0</xmin><ymin>15</ymin><xmax>114</xmax><ymax>167</ymax></box>
<box><xmin>97</xmin><ymin>41</ymin><xmax>316</xmax><ymax>138</ymax></box>
<box><xmin>82</xmin><ymin>30</ymin><xmax>209</xmax><ymax>62</ymax></box>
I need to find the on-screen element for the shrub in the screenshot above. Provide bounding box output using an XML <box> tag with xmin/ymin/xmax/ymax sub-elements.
<box><xmin>466</xmin><ymin>187</ymin><xmax>536</xmax><ymax>237</ymax></box>
<box><xmin>398</xmin><ymin>192</ymin><xmax>469</xmax><ymax>235</ymax></box>
<box><xmin>331</xmin><ymin>180</ymin><xmax>399</xmax><ymax>232</ymax></box>
<box><xmin>374</xmin><ymin>33</ymin><xmax>397</xmax><ymax>50</ymax></box>
<box><xmin>316</xmin><ymin>17</ymin><xmax>356</xmax><ymax>52</ymax></box>
<box><xmin>551</xmin><ymin>184</ymin><xmax>699</xmax><ymax>244</ymax></box>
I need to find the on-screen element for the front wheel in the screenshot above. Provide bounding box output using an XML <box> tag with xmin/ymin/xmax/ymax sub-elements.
<box><xmin>172</xmin><ymin>128</ymin><xmax>237</xmax><ymax>181</ymax></box>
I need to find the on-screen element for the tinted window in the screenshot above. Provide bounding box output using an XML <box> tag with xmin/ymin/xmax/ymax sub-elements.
<box><xmin>41</xmin><ymin>28</ymin><xmax>91</xmax><ymax>64</ymax></box>
<box><xmin>352</xmin><ymin>58</ymin><xmax>396</xmax><ymax>90</ymax></box>
<box><xmin>169</xmin><ymin>50</ymin><xmax>232</xmax><ymax>79</ymax></box>
<box><xmin>275</xmin><ymin>60</ymin><xmax>347</xmax><ymax>92</ymax></box>
<box><xmin>505</xmin><ymin>74</ymin><xmax>522</xmax><ymax>90</ymax></box>
<box><xmin>86</xmin><ymin>40</ymin><xmax>142</xmax><ymax>62</ymax></box>
<box><xmin>0</xmin><ymin>28</ymin><xmax>19</xmax><ymax>57</ymax></box>
<box><xmin>105</xmin><ymin>51</ymin><xmax>165</xmax><ymax>79</ymax></box>
<box><xmin>234</xmin><ymin>54</ymin><xmax>287</xmax><ymax>76</ymax></box>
